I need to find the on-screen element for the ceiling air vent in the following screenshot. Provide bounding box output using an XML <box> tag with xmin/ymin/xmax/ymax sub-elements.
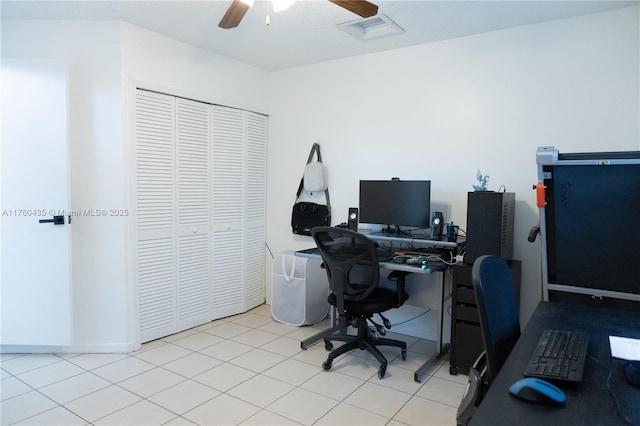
<box><xmin>337</xmin><ymin>14</ymin><xmax>404</xmax><ymax>41</ymax></box>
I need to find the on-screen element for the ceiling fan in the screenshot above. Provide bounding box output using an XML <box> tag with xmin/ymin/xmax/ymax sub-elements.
<box><xmin>218</xmin><ymin>0</ymin><xmax>379</xmax><ymax>29</ymax></box>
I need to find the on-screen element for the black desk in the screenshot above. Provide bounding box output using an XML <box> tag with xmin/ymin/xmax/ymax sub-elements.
<box><xmin>295</xmin><ymin>231</ymin><xmax>461</xmax><ymax>382</ymax></box>
<box><xmin>471</xmin><ymin>301</ymin><xmax>640</xmax><ymax>425</ymax></box>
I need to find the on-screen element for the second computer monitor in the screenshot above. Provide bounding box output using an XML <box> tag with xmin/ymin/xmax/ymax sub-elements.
<box><xmin>359</xmin><ymin>180</ymin><xmax>431</xmax><ymax>231</ymax></box>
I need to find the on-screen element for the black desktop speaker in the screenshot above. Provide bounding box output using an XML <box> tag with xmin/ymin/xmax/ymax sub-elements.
<box><xmin>464</xmin><ymin>191</ymin><xmax>515</xmax><ymax>265</ymax></box>
<box><xmin>348</xmin><ymin>207</ymin><xmax>359</xmax><ymax>231</ymax></box>
<box><xmin>431</xmin><ymin>211</ymin><xmax>444</xmax><ymax>240</ymax></box>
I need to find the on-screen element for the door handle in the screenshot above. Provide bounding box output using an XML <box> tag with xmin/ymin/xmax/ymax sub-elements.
<box><xmin>39</xmin><ymin>215</ymin><xmax>65</xmax><ymax>225</ymax></box>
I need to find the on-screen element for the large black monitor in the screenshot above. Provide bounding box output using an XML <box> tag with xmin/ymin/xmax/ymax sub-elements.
<box><xmin>543</xmin><ymin>162</ymin><xmax>640</xmax><ymax>295</ymax></box>
<box><xmin>359</xmin><ymin>180</ymin><xmax>431</xmax><ymax>233</ymax></box>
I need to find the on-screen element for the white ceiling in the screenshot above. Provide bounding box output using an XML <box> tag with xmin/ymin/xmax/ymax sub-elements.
<box><xmin>2</xmin><ymin>0</ymin><xmax>638</xmax><ymax>70</ymax></box>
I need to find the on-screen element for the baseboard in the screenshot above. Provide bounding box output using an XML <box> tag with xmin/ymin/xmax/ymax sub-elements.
<box><xmin>0</xmin><ymin>342</ymin><xmax>138</xmax><ymax>354</ymax></box>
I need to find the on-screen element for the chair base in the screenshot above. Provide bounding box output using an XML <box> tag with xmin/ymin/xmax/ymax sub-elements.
<box><xmin>322</xmin><ymin>315</ymin><xmax>407</xmax><ymax>379</ymax></box>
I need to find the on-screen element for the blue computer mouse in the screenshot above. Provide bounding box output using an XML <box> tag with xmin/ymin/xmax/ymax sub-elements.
<box><xmin>509</xmin><ymin>377</ymin><xmax>566</xmax><ymax>405</ymax></box>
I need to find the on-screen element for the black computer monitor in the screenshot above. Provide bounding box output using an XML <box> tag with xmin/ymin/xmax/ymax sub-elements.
<box><xmin>359</xmin><ymin>180</ymin><xmax>431</xmax><ymax>233</ymax></box>
<box><xmin>543</xmin><ymin>162</ymin><xmax>640</xmax><ymax>295</ymax></box>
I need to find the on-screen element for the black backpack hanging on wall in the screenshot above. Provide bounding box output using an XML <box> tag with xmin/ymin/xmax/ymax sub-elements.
<box><xmin>291</xmin><ymin>143</ymin><xmax>331</xmax><ymax>236</ymax></box>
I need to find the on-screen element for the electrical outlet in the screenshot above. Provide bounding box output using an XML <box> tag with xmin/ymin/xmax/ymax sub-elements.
<box><xmin>455</xmin><ymin>255</ymin><xmax>464</xmax><ymax>263</ymax></box>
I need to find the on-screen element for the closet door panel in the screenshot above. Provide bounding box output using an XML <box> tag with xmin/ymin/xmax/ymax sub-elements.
<box><xmin>211</xmin><ymin>106</ymin><xmax>244</xmax><ymax>230</ymax></box>
<box><xmin>244</xmin><ymin>113</ymin><xmax>267</xmax><ymax>308</ymax></box>
<box><xmin>176</xmin><ymin>98</ymin><xmax>211</xmax><ymax>330</ymax></box>
<box><xmin>134</xmin><ymin>90</ymin><xmax>177</xmax><ymax>343</ymax></box>
<box><xmin>211</xmin><ymin>229</ymin><xmax>244</xmax><ymax>316</ymax></box>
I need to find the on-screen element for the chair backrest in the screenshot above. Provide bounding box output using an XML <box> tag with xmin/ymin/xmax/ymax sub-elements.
<box><xmin>311</xmin><ymin>226</ymin><xmax>379</xmax><ymax>314</ymax></box>
<box><xmin>472</xmin><ymin>255</ymin><xmax>520</xmax><ymax>384</ymax></box>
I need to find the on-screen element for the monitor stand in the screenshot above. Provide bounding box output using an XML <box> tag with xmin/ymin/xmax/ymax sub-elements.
<box><xmin>377</xmin><ymin>225</ymin><xmax>411</xmax><ymax>237</ymax></box>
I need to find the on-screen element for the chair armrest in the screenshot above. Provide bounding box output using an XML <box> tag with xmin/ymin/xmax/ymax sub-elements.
<box><xmin>387</xmin><ymin>270</ymin><xmax>411</xmax><ymax>306</ymax></box>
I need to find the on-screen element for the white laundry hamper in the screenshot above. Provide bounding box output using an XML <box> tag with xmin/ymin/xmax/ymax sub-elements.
<box><xmin>271</xmin><ymin>250</ymin><xmax>329</xmax><ymax>326</ymax></box>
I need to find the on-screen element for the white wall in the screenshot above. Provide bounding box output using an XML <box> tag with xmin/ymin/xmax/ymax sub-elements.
<box><xmin>266</xmin><ymin>7</ymin><xmax>640</xmax><ymax>324</ymax></box>
<box><xmin>1</xmin><ymin>20</ymin><xmax>270</xmax><ymax>352</ymax></box>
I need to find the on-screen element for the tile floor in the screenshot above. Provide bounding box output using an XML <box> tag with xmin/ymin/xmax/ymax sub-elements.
<box><xmin>1</xmin><ymin>304</ymin><xmax>469</xmax><ymax>426</ymax></box>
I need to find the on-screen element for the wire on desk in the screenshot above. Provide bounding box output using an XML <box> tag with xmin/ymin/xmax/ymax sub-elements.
<box><xmin>588</xmin><ymin>354</ymin><xmax>638</xmax><ymax>426</ymax></box>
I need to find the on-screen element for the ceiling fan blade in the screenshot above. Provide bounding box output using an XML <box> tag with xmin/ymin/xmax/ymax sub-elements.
<box><xmin>329</xmin><ymin>0</ymin><xmax>378</xmax><ymax>18</ymax></box>
<box><xmin>219</xmin><ymin>0</ymin><xmax>251</xmax><ymax>29</ymax></box>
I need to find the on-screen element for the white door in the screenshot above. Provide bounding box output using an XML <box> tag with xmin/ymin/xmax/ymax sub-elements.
<box><xmin>1</xmin><ymin>59</ymin><xmax>72</xmax><ymax>345</ymax></box>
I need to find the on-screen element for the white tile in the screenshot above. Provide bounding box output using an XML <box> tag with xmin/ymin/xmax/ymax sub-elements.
<box><xmin>192</xmin><ymin>362</ymin><xmax>256</xmax><ymax>392</ymax></box>
<box><xmin>230</xmin><ymin>313</ymin><xmax>274</xmax><ymax>328</ymax></box>
<box><xmin>241</xmin><ymin>409</ymin><xmax>302</xmax><ymax>425</ymax></box>
<box><xmin>367</xmin><ymin>363</ymin><xmax>424</xmax><ymax>395</ymax></box>
<box><xmin>262</xmin><ymin>358</ymin><xmax>320</xmax><ymax>386</ymax></box>
<box><xmin>326</xmin><ymin>354</ymin><xmax>378</xmax><ymax>381</ymax></box>
<box><xmin>434</xmin><ymin>361</ymin><xmax>470</xmax><ymax>385</ymax></box>
<box><xmin>204</xmin><ymin>322</ymin><xmax>251</xmax><ymax>339</ymax></box>
<box><xmin>161</xmin><ymin>328</ymin><xmax>198</xmax><ymax>343</ymax></box>
<box><xmin>148</xmin><ymin>379</ymin><xmax>219</xmax><ymax>415</ymax></box>
<box><xmin>118</xmin><ymin>367</ymin><xmax>185</xmax><ymax>398</ymax></box>
<box><xmin>316</xmin><ymin>402</ymin><xmax>390</xmax><ymax>426</ymax></box>
<box><xmin>130</xmin><ymin>338</ymin><xmax>167</xmax><ymax>355</ymax></box>
<box><xmin>199</xmin><ymin>339</ymin><xmax>253</xmax><ymax>361</ymax></box>
<box><xmin>163</xmin><ymin>416</ymin><xmax>196</xmax><ymax>425</ymax></box>
<box><xmin>292</xmin><ymin>342</ymin><xmax>334</xmax><ymax>366</ymax></box>
<box><xmin>267</xmin><ymin>388</ymin><xmax>337</xmax><ymax>426</ymax></box>
<box><xmin>299</xmin><ymin>370</ymin><xmax>365</xmax><ymax>401</ymax></box>
<box><xmin>257</xmin><ymin>321</ymin><xmax>300</xmax><ymax>336</ymax></box>
<box><xmin>1</xmin><ymin>368</ymin><xmax>11</xmax><ymax>379</ymax></box>
<box><xmin>260</xmin><ymin>335</ymin><xmax>303</xmax><ymax>357</ymax></box>
<box><xmin>0</xmin><ymin>353</ymin><xmax>26</xmax><ymax>362</ymax></box>
<box><xmin>14</xmin><ymin>406</ymin><xmax>86</xmax><ymax>426</ymax></box>
<box><xmin>63</xmin><ymin>385</ymin><xmax>141</xmax><ymax>422</ymax></box>
<box><xmin>343</xmin><ymin>381</ymin><xmax>412</xmax><ymax>418</ymax></box>
<box><xmin>230</xmin><ymin>348</ymin><xmax>287</xmax><ymax>373</ymax></box>
<box><xmin>171</xmin><ymin>332</ymin><xmax>223</xmax><ymax>351</ymax></box>
<box><xmin>231</xmin><ymin>329</ymin><xmax>280</xmax><ymax>347</ymax></box>
<box><xmin>94</xmin><ymin>399</ymin><xmax>176</xmax><ymax>425</ymax></box>
<box><xmin>134</xmin><ymin>342</ymin><xmax>193</xmax><ymax>366</ymax></box>
<box><xmin>227</xmin><ymin>374</ymin><xmax>294</xmax><ymax>408</ymax></box>
<box><xmin>66</xmin><ymin>353</ymin><xmax>129</xmax><ymax>370</ymax></box>
<box><xmin>0</xmin><ymin>390</ymin><xmax>58</xmax><ymax>425</ymax></box>
<box><xmin>39</xmin><ymin>372</ymin><xmax>110</xmax><ymax>404</ymax></box>
<box><xmin>0</xmin><ymin>354</ymin><xmax>62</xmax><ymax>375</ymax></box>
<box><xmin>17</xmin><ymin>360</ymin><xmax>84</xmax><ymax>388</ymax></box>
<box><xmin>162</xmin><ymin>352</ymin><xmax>222</xmax><ymax>378</ymax></box>
<box><xmin>415</xmin><ymin>376</ymin><xmax>466</xmax><ymax>407</ymax></box>
<box><xmin>1</xmin><ymin>376</ymin><xmax>33</xmax><ymax>401</ymax></box>
<box><xmin>393</xmin><ymin>395</ymin><xmax>457</xmax><ymax>426</ymax></box>
<box><xmin>183</xmin><ymin>393</ymin><xmax>260</xmax><ymax>426</ymax></box>
<box><xmin>92</xmin><ymin>356</ymin><xmax>155</xmax><ymax>383</ymax></box>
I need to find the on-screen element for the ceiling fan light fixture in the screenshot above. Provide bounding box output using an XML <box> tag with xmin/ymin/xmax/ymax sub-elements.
<box><xmin>272</xmin><ymin>0</ymin><xmax>295</xmax><ymax>12</ymax></box>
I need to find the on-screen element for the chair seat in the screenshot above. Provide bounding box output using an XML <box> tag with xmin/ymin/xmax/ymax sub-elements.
<box><xmin>328</xmin><ymin>287</ymin><xmax>408</xmax><ymax>316</ymax></box>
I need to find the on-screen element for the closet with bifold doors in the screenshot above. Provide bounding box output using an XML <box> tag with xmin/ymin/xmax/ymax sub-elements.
<box><xmin>133</xmin><ymin>88</ymin><xmax>267</xmax><ymax>343</ymax></box>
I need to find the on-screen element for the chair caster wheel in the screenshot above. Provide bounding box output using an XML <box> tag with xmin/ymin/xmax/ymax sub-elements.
<box><xmin>322</xmin><ymin>360</ymin><xmax>332</xmax><ymax>371</ymax></box>
<box><xmin>401</xmin><ymin>349</ymin><xmax>407</xmax><ymax>361</ymax></box>
<box><xmin>324</xmin><ymin>341</ymin><xmax>333</xmax><ymax>351</ymax></box>
<box><xmin>449</xmin><ymin>366</ymin><xmax>458</xmax><ymax>375</ymax></box>
<box><xmin>378</xmin><ymin>364</ymin><xmax>387</xmax><ymax>379</ymax></box>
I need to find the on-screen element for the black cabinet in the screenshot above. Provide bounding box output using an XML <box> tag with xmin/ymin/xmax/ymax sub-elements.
<box><xmin>449</xmin><ymin>260</ymin><xmax>521</xmax><ymax>375</ymax></box>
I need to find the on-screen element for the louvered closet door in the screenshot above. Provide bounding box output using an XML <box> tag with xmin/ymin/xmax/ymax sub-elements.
<box><xmin>244</xmin><ymin>113</ymin><xmax>267</xmax><ymax>308</ymax></box>
<box><xmin>176</xmin><ymin>98</ymin><xmax>211</xmax><ymax>331</ymax></box>
<box><xmin>211</xmin><ymin>106</ymin><xmax>246</xmax><ymax>318</ymax></box>
<box><xmin>134</xmin><ymin>90</ymin><xmax>177</xmax><ymax>343</ymax></box>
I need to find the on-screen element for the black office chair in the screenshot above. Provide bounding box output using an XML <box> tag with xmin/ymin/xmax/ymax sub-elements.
<box><xmin>311</xmin><ymin>226</ymin><xmax>409</xmax><ymax>379</ymax></box>
<box><xmin>456</xmin><ymin>255</ymin><xmax>520</xmax><ymax>426</ymax></box>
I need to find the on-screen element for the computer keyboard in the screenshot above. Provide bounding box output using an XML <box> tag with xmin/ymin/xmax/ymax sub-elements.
<box><xmin>524</xmin><ymin>329</ymin><xmax>589</xmax><ymax>383</ymax></box>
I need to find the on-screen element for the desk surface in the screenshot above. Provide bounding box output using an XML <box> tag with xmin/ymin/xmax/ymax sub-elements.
<box><xmin>471</xmin><ymin>301</ymin><xmax>640</xmax><ymax>425</ymax></box>
<box><xmin>295</xmin><ymin>247</ymin><xmax>448</xmax><ymax>274</ymax></box>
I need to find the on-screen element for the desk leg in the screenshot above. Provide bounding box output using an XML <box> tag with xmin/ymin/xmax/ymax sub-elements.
<box><xmin>414</xmin><ymin>269</ymin><xmax>451</xmax><ymax>382</ymax></box>
<box><xmin>300</xmin><ymin>306</ymin><xmax>344</xmax><ymax>350</ymax></box>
